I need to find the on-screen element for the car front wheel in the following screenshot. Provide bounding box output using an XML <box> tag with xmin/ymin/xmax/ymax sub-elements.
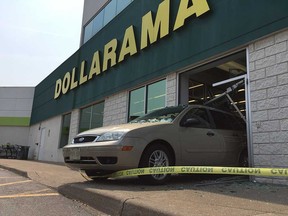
<box><xmin>139</xmin><ymin>144</ymin><xmax>173</xmax><ymax>185</ymax></box>
<box><xmin>82</xmin><ymin>170</ymin><xmax>111</xmax><ymax>181</ymax></box>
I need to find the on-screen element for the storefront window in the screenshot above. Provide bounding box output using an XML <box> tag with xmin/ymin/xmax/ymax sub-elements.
<box><xmin>83</xmin><ymin>22</ymin><xmax>93</xmax><ymax>44</ymax></box>
<box><xmin>103</xmin><ymin>0</ymin><xmax>117</xmax><ymax>25</ymax></box>
<box><xmin>59</xmin><ymin>113</ymin><xmax>71</xmax><ymax>148</ymax></box>
<box><xmin>117</xmin><ymin>0</ymin><xmax>131</xmax><ymax>14</ymax></box>
<box><xmin>129</xmin><ymin>87</ymin><xmax>145</xmax><ymax>120</ymax></box>
<box><xmin>92</xmin><ymin>10</ymin><xmax>104</xmax><ymax>36</ymax></box>
<box><xmin>147</xmin><ymin>80</ymin><xmax>166</xmax><ymax>113</ymax></box>
<box><xmin>82</xmin><ymin>0</ymin><xmax>134</xmax><ymax>44</ymax></box>
<box><xmin>129</xmin><ymin>80</ymin><xmax>166</xmax><ymax>121</ymax></box>
<box><xmin>79</xmin><ymin>102</ymin><xmax>104</xmax><ymax>132</ymax></box>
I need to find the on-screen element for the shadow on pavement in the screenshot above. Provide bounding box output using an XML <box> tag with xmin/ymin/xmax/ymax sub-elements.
<box><xmin>63</xmin><ymin>174</ymin><xmax>288</xmax><ymax>206</ymax></box>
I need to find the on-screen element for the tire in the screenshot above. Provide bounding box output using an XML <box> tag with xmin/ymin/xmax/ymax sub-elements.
<box><xmin>139</xmin><ymin>144</ymin><xmax>174</xmax><ymax>185</ymax></box>
<box><xmin>83</xmin><ymin>170</ymin><xmax>111</xmax><ymax>180</ymax></box>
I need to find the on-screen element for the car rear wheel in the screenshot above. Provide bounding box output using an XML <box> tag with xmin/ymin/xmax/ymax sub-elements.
<box><xmin>239</xmin><ymin>151</ymin><xmax>249</xmax><ymax>167</ymax></box>
<box><xmin>139</xmin><ymin>144</ymin><xmax>173</xmax><ymax>185</ymax></box>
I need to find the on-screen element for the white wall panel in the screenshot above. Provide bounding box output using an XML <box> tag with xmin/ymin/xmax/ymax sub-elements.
<box><xmin>28</xmin><ymin>116</ymin><xmax>63</xmax><ymax>162</ymax></box>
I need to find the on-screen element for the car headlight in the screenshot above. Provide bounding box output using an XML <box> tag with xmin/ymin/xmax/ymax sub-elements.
<box><xmin>96</xmin><ymin>132</ymin><xmax>126</xmax><ymax>142</ymax></box>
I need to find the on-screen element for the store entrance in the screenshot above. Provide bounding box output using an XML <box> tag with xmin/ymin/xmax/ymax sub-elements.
<box><xmin>179</xmin><ymin>52</ymin><xmax>246</xmax><ymax>111</ymax></box>
<box><xmin>179</xmin><ymin>51</ymin><xmax>250</xmax><ymax>166</ymax></box>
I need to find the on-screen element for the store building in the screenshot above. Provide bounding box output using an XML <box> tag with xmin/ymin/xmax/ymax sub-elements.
<box><xmin>0</xmin><ymin>87</ymin><xmax>34</xmax><ymax>148</ymax></box>
<box><xmin>27</xmin><ymin>0</ymin><xmax>288</xmax><ymax>185</ymax></box>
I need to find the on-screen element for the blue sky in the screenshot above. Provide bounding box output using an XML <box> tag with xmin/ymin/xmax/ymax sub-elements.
<box><xmin>0</xmin><ymin>0</ymin><xmax>84</xmax><ymax>86</ymax></box>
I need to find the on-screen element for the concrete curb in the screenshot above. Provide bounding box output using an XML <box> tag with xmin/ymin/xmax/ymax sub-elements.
<box><xmin>58</xmin><ymin>183</ymin><xmax>169</xmax><ymax>216</ymax></box>
<box><xmin>58</xmin><ymin>184</ymin><xmax>124</xmax><ymax>215</ymax></box>
<box><xmin>0</xmin><ymin>164</ymin><xmax>28</xmax><ymax>178</ymax></box>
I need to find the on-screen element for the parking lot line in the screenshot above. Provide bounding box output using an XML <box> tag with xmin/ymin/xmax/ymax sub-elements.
<box><xmin>0</xmin><ymin>180</ymin><xmax>32</xmax><ymax>187</ymax></box>
<box><xmin>0</xmin><ymin>193</ymin><xmax>59</xmax><ymax>199</ymax></box>
<box><xmin>0</xmin><ymin>177</ymin><xmax>23</xmax><ymax>179</ymax></box>
<box><xmin>16</xmin><ymin>188</ymin><xmax>51</xmax><ymax>195</ymax></box>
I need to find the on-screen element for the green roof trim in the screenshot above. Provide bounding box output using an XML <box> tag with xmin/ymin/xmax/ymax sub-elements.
<box><xmin>0</xmin><ymin>117</ymin><xmax>30</xmax><ymax>127</ymax></box>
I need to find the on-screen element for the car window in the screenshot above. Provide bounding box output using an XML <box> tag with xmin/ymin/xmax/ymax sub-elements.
<box><xmin>181</xmin><ymin>108</ymin><xmax>211</xmax><ymax>128</ymax></box>
<box><xmin>231</xmin><ymin>116</ymin><xmax>246</xmax><ymax>130</ymax></box>
<box><xmin>130</xmin><ymin>105</ymin><xmax>186</xmax><ymax>123</ymax></box>
<box><xmin>210</xmin><ymin>110</ymin><xmax>240</xmax><ymax>130</ymax></box>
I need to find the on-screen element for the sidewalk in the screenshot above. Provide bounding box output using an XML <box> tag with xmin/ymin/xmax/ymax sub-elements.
<box><xmin>0</xmin><ymin>159</ymin><xmax>287</xmax><ymax>216</ymax></box>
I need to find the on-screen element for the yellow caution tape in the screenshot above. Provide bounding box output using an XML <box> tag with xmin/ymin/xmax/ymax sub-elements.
<box><xmin>106</xmin><ymin>166</ymin><xmax>288</xmax><ymax>178</ymax></box>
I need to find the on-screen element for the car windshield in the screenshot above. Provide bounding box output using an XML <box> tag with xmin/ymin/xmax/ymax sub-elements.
<box><xmin>130</xmin><ymin>105</ymin><xmax>187</xmax><ymax>123</ymax></box>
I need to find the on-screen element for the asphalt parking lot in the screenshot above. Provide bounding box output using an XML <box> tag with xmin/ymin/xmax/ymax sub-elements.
<box><xmin>0</xmin><ymin>159</ymin><xmax>288</xmax><ymax>216</ymax></box>
<box><xmin>0</xmin><ymin>167</ymin><xmax>103</xmax><ymax>216</ymax></box>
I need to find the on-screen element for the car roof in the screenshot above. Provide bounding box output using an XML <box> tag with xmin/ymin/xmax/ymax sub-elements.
<box><xmin>185</xmin><ymin>104</ymin><xmax>238</xmax><ymax>117</ymax></box>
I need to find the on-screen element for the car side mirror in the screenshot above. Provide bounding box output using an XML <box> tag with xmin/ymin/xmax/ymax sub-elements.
<box><xmin>181</xmin><ymin>118</ymin><xmax>200</xmax><ymax>127</ymax></box>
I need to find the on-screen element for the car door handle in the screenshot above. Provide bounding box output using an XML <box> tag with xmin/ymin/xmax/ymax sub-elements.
<box><xmin>207</xmin><ymin>131</ymin><xmax>215</xmax><ymax>137</ymax></box>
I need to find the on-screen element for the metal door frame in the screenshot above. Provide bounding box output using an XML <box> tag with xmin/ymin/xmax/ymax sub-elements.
<box><xmin>212</xmin><ymin>73</ymin><xmax>254</xmax><ymax>169</ymax></box>
<box><xmin>38</xmin><ymin>127</ymin><xmax>46</xmax><ymax>161</ymax></box>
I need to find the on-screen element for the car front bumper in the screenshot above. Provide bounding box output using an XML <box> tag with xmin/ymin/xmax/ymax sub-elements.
<box><xmin>62</xmin><ymin>137</ymin><xmax>146</xmax><ymax>172</ymax></box>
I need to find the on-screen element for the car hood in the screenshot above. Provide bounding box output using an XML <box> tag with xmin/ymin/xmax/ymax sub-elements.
<box><xmin>76</xmin><ymin>122</ymin><xmax>172</xmax><ymax>136</ymax></box>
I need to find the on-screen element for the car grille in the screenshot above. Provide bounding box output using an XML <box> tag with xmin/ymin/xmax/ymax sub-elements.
<box><xmin>73</xmin><ymin>135</ymin><xmax>99</xmax><ymax>143</ymax></box>
<box><xmin>64</xmin><ymin>156</ymin><xmax>97</xmax><ymax>164</ymax></box>
<box><xmin>64</xmin><ymin>156</ymin><xmax>118</xmax><ymax>165</ymax></box>
<box><xmin>97</xmin><ymin>157</ymin><xmax>117</xmax><ymax>165</ymax></box>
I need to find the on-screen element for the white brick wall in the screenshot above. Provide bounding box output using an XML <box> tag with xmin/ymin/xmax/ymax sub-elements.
<box><xmin>103</xmin><ymin>92</ymin><xmax>128</xmax><ymax>126</ymax></box>
<box><xmin>166</xmin><ymin>73</ymin><xmax>177</xmax><ymax>107</ymax></box>
<box><xmin>249</xmin><ymin>29</ymin><xmax>288</xmax><ymax>185</ymax></box>
<box><xmin>69</xmin><ymin>109</ymin><xmax>80</xmax><ymax>143</ymax></box>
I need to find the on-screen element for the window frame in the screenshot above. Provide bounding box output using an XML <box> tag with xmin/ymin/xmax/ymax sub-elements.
<box><xmin>79</xmin><ymin>101</ymin><xmax>105</xmax><ymax>133</ymax></box>
<box><xmin>128</xmin><ymin>79</ymin><xmax>166</xmax><ymax>122</ymax></box>
<box><xmin>180</xmin><ymin>107</ymin><xmax>211</xmax><ymax>129</ymax></box>
<box><xmin>59</xmin><ymin>113</ymin><xmax>71</xmax><ymax>149</ymax></box>
<box><xmin>82</xmin><ymin>0</ymin><xmax>134</xmax><ymax>44</ymax></box>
